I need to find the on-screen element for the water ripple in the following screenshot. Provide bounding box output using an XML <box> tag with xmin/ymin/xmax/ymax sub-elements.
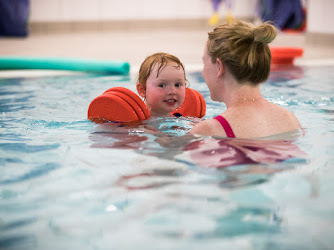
<box><xmin>0</xmin><ymin>162</ymin><xmax>60</xmax><ymax>185</ymax></box>
<box><xmin>0</xmin><ymin>142</ymin><xmax>60</xmax><ymax>153</ymax></box>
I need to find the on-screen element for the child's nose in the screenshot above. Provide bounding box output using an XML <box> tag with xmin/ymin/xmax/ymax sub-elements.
<box><xmin>168</xmin><ymin>85</ymin><xmax>177</xmax><ymax>94</ymax></box>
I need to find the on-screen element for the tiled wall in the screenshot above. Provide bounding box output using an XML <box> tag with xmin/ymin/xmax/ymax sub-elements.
<box><xmin>30</xmin><ymin>0</ymin><xmax>258</xmax><ymax>22</ymax></box>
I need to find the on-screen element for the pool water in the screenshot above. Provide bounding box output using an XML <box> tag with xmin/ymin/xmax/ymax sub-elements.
<box><xmin>0</xmin><ymin>65</ymin><xmax>334</xmax><ymax>249</ymax></box>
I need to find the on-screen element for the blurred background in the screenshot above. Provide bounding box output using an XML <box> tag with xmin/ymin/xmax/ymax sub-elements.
<box><xmin>0</xmin><ymin>0</ymin><xmax>333</xmax><ymax>69</ymax></box>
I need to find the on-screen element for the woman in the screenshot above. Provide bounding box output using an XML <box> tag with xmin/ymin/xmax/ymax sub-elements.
<box><xmin>190</xmin><ymin>20</ymin><xmax>301</xmax><ymax>138</ymax></box>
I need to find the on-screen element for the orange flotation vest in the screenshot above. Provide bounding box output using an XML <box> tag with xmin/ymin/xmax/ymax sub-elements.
<box><xmin>88</xmin><ymin>87</ymin><xmax>206</xmax><ymax>123</ymax></box>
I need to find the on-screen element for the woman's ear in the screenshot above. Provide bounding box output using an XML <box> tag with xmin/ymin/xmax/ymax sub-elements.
<box><xmin>216</xmin><ymin>58</ymin><xmax>224</xmax><ymax>78</ymax></box>
<box><xmin>136</xmin><ymin>83</ymin><xmax>146</xmax><ymax>98</ymax></box>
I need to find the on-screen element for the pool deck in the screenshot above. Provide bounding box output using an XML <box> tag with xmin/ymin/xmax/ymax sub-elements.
<box><xmin>1</xmin><ymin>25</ymin><xmax>334</xmax><ymax>77</ymax></box>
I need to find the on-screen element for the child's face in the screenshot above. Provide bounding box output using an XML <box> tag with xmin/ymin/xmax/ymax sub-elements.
<box><xmin>144</xmin><ymin>62</ymin><xmax>186</xmax><ymax>117</ymax></box>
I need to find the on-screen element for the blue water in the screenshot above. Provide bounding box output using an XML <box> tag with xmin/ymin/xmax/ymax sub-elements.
<box><xmin>0</xmin><ymin>65</ymin><xmax>334</xmax><ymax>250</ymax></box>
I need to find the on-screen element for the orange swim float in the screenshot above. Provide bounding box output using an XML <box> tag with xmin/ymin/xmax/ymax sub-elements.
<box><xmin>270</xmin><ymin>47</ymin><xmax>304</xmax><ymax>65</ymax></box>
<box><xmin>88</xmin><ymin>87</ymin><xmax>206</xmax><ymax>123</ymax></box>
<box><xmin>172</xmin><ymin>88</ymin><xmax>206</xmax><ymax>118</ymax></box>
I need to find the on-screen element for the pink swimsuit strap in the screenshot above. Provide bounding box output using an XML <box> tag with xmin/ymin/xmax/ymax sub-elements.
<box><xmin>213</xmin><ymin>115</ymin><xmax>236</xmax><ymax>138</ymax></box>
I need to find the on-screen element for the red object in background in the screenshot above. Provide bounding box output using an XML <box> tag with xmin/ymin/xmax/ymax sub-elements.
<box><xmin>270</xmin><ymin>47</ymin><xmax>304</xmax><ymax>65</ymax></box>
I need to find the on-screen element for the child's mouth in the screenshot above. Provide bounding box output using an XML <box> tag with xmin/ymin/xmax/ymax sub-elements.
<box><xmin>164</xmin><ymin>99</ymin><xmax>177</xmax><ymax>106</ymax></box>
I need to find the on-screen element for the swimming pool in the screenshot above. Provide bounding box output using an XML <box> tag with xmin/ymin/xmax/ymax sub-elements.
<box><xmin>0</xmin><ymin>65</ymin><xmax>333</xmax><ymax>249</ymax></box>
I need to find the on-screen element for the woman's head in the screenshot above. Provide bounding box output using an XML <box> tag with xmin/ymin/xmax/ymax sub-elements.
<box><xmin>137</xmin><ymin>52</ymin><xmax>187</xmax><ymax>117</ymax></box>
<box><xmin>206</xmin><ymin>20</ymin><xmax>277</xmax><ymax>85</ymax></box>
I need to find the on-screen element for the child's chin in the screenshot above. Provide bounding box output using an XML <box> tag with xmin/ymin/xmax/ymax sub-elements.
<box><xmin>168</xmin><ymin>106</ymin><xmax>180</xmax><ymax>112</ymax></box>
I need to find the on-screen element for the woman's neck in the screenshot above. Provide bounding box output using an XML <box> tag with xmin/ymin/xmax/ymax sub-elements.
<box><xmin>223</xmin><ymin>82</ymin><xmax>263</xmax><ymax>108</ymax></box>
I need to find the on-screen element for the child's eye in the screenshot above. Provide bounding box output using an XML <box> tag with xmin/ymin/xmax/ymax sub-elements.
<box><xmin>158</xmin><ymin>83</ymin><xmax>166</xmax><ymax>88</ymax></box>
<box><xmin>175</xmin><ymin>83</ymin><xmax>183</xmax><ymax>87</ymax></box>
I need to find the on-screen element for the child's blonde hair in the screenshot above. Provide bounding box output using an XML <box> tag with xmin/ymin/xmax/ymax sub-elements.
<box><xmin>207</xmin><ymin>20</ymin><xmax>277</xmax><ymax>85</ymax></box>
<box><xmin>137</xmin><ymin>52</ymin><xmax>187</xmax><ymax>89</ymax></box>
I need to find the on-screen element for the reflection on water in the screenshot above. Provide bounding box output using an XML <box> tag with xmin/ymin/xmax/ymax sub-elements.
<box><xmin>269</xmin><ymin>65</ymin><xmax>304</xmax><ymax>83</ymax></box>
<box><xmin>89</xmin><ymin>119</ymin><xmax>307</xmax><ymax>191</ymax></box>
<box><xmin>185</xmin><ymin>136</ymin><xmax>306</xmax><ymax>168</ymax></box>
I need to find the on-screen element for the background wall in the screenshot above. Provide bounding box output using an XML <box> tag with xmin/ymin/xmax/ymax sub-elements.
<box><xmin>307</xmin><ymin>0</ymin><xmax>334</xmax><ymax>34</ymax></box>
<box><xmin>29</xmin><ymin>0</ymin><xmax>258</xmax><ymax>22</ymax></box>
<box><xmin>29</xmin><ymin>0</ymin><xmax>334</xmax><ymax>35</ymax></box>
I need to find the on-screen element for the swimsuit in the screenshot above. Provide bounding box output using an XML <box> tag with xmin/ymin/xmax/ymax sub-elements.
<box><xmin>213</xmin><ymin>115</ymin><xmax>236</xmax><ymax>138</ymax></box>
<box><xmin>173</xmin><ymin>113</ymin><xmax>182</xmax><ymax>117</ymax></box>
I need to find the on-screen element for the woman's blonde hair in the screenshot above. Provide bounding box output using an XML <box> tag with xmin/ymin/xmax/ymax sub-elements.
<box><xmin>137</xmin><ymin>52</ymin><xmax>187</xmax><ymax>89</ymax></box>
<box><xmin>207</xmin><ymin>20</ymin><xmax>277</xmax><ymax>85</ymax></box>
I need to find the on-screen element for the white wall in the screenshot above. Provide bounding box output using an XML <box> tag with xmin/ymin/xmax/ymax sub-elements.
<box><xmin>30</xmin><ymin>0</ymin><xmax>334</xmax><ymax>35</ymax></box>
<box><xmin>30</xmin><ymin>0</ymin><xmax>258</xmax><ymax>22</ymax></box>
<box><xmin>307</xmin><ymin>0</ymin><xmax>334</xmax><ymax>34</ymax></box>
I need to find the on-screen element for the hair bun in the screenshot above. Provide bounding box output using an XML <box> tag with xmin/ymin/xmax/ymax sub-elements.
<box><xmin>252</xmin><ymin>22</ymin><xmax>277</xmax><ymax>44</ymax></box>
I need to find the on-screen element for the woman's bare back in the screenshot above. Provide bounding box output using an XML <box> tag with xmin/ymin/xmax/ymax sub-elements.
<box><xmin>222</xmin><ymin>100</ymin><xmax>300</xmax><ymax>138</ymax></box>
<box><xmin>191</xmin><ymin>100</ymin><xmax>301</xmax><ymax>138</ymax></box>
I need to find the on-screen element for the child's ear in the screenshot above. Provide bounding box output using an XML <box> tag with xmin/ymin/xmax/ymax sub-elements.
<box><xmin>136</xmin><ymin>83</ymin><xmax>146</xmax><ymax>98</ymax></box>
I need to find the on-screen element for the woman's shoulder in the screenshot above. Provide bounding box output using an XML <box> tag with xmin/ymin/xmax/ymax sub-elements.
<box><xmin>190</xmin><ymin>119</ymin><xmax>214</xmax><ymax>136</ymax></box>
<box><xmin>264</xmin><ymin>103</ymin><xmax>301</xmax><ymax>132</ymax></box>
<box><xmin>282</xmin><ymin>108</ymin><xmax>301</xmax><ymax>128</ymax></box>
<box><xmin>190</xmin><ymin>117</ymin><xmax>227</xmax><ymax>137</ymax></box>
<box><xmin>272</xmin><ymin>103</ymin><xmax>300</xmax><ymax>122</ymax></box>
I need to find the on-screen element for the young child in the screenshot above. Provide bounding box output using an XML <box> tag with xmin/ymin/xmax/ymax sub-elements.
<box><xmin>136</xmin><ymin>52</ymin><xmax>187</xmax><ymax>117</ymax></box>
